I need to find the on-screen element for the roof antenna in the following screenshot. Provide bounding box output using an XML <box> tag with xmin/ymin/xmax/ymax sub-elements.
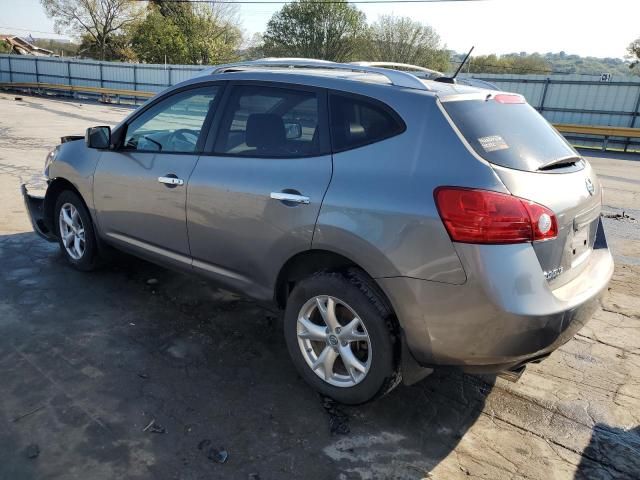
<box><xmin>435</xmin><ymin>46</ymin><xmax>474</xmax><ymax>84</ymax></box>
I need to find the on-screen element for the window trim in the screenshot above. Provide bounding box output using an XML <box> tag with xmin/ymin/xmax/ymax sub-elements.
<box><xmin>327</xmin><ymin>90</ymin><xmax>407</xmax><ymax>154</ymax></box>
<box><xmin>202</xmin><ymin>80</ymin><xmax>331</xmax><ymax>159</ymax></box>
<box><xmin>112</xmin><ymin>81</ymin><xmax>227</xmax><ymax>155</ymax></box>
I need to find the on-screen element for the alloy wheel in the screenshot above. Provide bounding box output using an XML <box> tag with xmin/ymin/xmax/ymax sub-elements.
<box><xmin>58</xmin><ymin>203</ymin><xmax>85</xmax><ymax>260</ymax></box>
<box><xmin>297</xmin><ymin>295</ymin><xmax>372</xmax><ymax>388</ymax></box>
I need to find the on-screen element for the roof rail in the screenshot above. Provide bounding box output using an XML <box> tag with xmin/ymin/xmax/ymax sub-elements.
<box><xmin>350</xmin><ymin>61</ymin><xmax>443</xmax><ymax>79</ymax></box>
<box><xmin>199</xmin><ymin>58</ymin><xmax>430</xmax><ymax>91</ymax></box>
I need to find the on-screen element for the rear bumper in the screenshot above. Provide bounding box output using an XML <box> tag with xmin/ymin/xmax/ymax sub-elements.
<box><xmin>21</xmin><ymin>183</ymin><xmax>56</xmax><ymax>242</ymax></box>
<box><xmin>378</xmin><ymin>221</ymin><xmax>614</xmax><ymax>373</ymax></box>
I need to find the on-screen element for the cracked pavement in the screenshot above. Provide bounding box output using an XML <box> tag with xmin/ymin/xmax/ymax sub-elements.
<box><xmin>0</xmin><ymin>92</ymin><xmax>639</xmax><ymax>479</ymax></box>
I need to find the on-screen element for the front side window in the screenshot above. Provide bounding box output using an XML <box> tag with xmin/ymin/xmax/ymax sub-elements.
<box><xmin>329</xmin><ymin>93</ymin><xmax>405</xmax><ymax>152</ymax></box>
<box><xmin>124</xmin><ymin>86</ymin><xmax>218</xmax><ymax>153</ymax></box>
<box><xmin>215</xmin><ymin>85</ymin><xmax>322</xmax><ymax>158</ymax></box>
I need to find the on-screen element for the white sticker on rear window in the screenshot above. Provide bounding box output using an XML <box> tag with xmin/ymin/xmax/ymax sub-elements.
<box><xmin>478</xmin><ymin>135</ymin><xmax>509</xmax><ymax>153</ymax></box>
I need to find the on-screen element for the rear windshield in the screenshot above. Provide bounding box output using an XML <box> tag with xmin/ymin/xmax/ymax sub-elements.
<box><xmin>442</xmin><ymin>99</ymin><xmax>578</xmax><ymax>172</ymax></box>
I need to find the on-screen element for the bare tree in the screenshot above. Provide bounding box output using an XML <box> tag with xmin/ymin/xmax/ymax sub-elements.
<box><xmin>41</xmin><ymin>0</ymin><xmax>143</xmax><ymax>60</ymax></box>
<box><xmin>186</xmin><ymin>2</ymin><xmax>242</xmax><ymax>64</ymax></box>
<box><xmin>366</xmin><ymin>15</ymin><xmax>450</xmax><ymax>72</ymax></box>
<box><xmin>629</xmin><ymin>37</ymin><xmax>640</xmax><ymax>69</ymax></box>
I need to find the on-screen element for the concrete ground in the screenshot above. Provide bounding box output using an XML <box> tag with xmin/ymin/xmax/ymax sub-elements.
<box><xmin>0</xmin><ymin>92</ymin><xmax>639</xmax><ymax>480</ymax></box>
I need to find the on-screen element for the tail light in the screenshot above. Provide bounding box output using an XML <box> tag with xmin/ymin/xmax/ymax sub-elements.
<box><xmin>434</xmin><ymin>187</ymin><xmax>558</xmax><ymax>244</ymax></box>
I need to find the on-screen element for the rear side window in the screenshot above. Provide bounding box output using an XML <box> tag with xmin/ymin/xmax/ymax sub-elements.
<box><xmin>214</xmin><ymin>85</ymin><xmax>322</xmax><ymax>158</ymax></box>
<box><xmin>330</xmin><ymin>94</ymin><xmax>405</xmax><ymax>152</ymax></box>
<box><xmin>442</xmin><ymin>98</ymin><xmax>578</xmax><ymax>172</ymax></box>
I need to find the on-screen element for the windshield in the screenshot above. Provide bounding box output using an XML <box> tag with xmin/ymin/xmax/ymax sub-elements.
<box><xmin>442</xmin><ymin>98</ymin><xmax>579</xmax><ymax>172</ymax></box>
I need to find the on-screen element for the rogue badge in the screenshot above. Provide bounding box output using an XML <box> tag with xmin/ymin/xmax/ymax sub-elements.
<box><xmin>585</xmin><ymin>177</ymin><xmax>595</xmax><ymax>196</ymax></box>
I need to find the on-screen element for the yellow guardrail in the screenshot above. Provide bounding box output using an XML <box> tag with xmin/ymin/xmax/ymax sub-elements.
<box><xmin>0</xmin><ymin>82</ymin><xmax>156</xmax><ymax>98</ymax></box>
<box><xmin>554</xmin><ymin>123</ymin><xmax>640</xmax><ymax>139</ymax></box>
<box><xmin>554</xmin><ymin>123</ymin><xmax>640</xmax><ymax>151</ymax></box>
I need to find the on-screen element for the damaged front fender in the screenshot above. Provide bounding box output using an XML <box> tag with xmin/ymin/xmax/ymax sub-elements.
<box><xmin>21</xmin><ymin>184</ymin><xmax>57</xmax><ymax>242</ymax></box>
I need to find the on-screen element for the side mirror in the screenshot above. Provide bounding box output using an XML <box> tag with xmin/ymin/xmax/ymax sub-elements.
<box><xmin>284</xmin><ymin>122</ymin><xmax>302</xmax><ymax>140</ymax></box>
<box><xmin>85</xmin><ymin>126</ymin><xmax>111</xmax><ymax>149</ymax></box>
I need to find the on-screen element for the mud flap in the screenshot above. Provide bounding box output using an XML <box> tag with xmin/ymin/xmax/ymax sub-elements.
<box><xmin>401</xmin><ymin>330</ymin><xmax>434</xmax><ymax>386</ymax></box>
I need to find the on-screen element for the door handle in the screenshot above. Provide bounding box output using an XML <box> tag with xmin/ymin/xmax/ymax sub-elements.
<box><xmin>270</xmin><ymin>192</ymin><xmax>310</xmax><ymax>204</ymax></box>
<box><xmin>158</xmin><ymin>176</ymin><xmax>184</xmax><ymax>186</ymax></box>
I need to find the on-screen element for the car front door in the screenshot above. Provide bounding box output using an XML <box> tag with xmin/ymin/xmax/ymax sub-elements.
<box><xmin>94</xmin><ymin>85</ymin><xmax>221</xmax><ymax>267</ymax></box>
<box><xmin>186</xmin><ymin>83</ymin><xmax>332</xmax><ymax>299</ymax></box>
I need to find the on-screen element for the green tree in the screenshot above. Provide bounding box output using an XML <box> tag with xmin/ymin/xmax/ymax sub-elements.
<box><xmin>263</xmin><ymin>0</ymin><xmax>367</xmax><ymax>62</ymax></box>
<box><xmin>130</xmin><ymin>8</ymin><xmax>188</xmax><ymax>64</ymax></box>
<box><xmin>365</xmin><ymin>15</ymin><xmax>449</xmax><ymax>72</ymax></box>
<box><xmin>507</xmin><ymin>53</ymin><xmax>550</xmax><ymax>73</ymax></box>
<box><xmin>0</xmin><ymin>40</ymin><xmax>11</xmax><ymax>54</ymax></box>
<box><xmin>130</xmin><ymin>1</ymin><xmax>241</xmax><ymax>65</ymax></box>
<box><xmin>151</xmin><ymin>0</ymin><xmax>192</xmax><ymax>20</ymax></box>
<box><xmin>466</xmin><ymin>53</ymin><xmax>551</xmax><ymax>74</ymax></box>
<box><xmin>78</xmin><ymin>32</ymin><xmax>135</xmax><ymax>60</ymax></box>
<box><xmin>629</xmin><ymin>37</ymin><xmax>640</xmax><ymax>69</ymax></box>
<box><xmin>40</xmin><ymin>0</ymin><xmax>143</xmax><ymax>60</ymax></box>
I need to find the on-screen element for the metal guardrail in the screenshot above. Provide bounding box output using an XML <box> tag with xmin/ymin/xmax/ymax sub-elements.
<box><xmin>0</xmin><ymin>81</ymin><xmax>156</xmax><ymax>99</ymax></box>
<box><xmin>0</xmin><ymin>54</ymin><xmax>201</xmax><ymax>90</ymax></box>
<box><xmin>554</xmin><ymin>123</ymin><xmax>640</xmax><ymax>137</ymax></box>
<box><xmin>555</xmin><ymin>123</ymin><xmax>640</xmax><ymax>151</ymax></box>
<box><xmin>1</xmin><ymin>81</ymin><xmax>639</xmax><ymax>151</ymax></box>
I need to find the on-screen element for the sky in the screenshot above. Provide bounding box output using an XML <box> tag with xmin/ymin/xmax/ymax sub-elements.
<box><xmin>0</xmin><ymin>0</ymin><xmax>638</xmax><ymax>59</ymax></box>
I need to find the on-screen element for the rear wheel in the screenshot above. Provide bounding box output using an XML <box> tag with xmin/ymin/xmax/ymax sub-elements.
<box><xmin>54</xmin><ymin>190</ymin><xmax>99</xmax><ymax>271</ymax></box>
<box><xmin>284</xmin><ymin>271</ymin><xmax>400</xmax><ymax>404</ymax></box>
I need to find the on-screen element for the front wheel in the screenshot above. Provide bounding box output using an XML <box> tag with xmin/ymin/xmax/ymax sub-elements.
<box><xmin>54</xmin><ymin>190</ymin><xmax>99</xmax><ymax>271</ymax></box>
<box><xmin>283</xmin><ymin>271</ymin><xmax>400</xmax><ymax>404</ymax></box>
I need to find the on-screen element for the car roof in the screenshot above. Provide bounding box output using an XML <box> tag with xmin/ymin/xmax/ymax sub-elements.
<box><xmin>186</xmin><ymin>68</ymin><xmax>489</xmax><ymax>100</ymax></box>
<box><xmin>177</xmin><ymin>59</ymin><xmax>495</xmax><ymax>101</ymax></box>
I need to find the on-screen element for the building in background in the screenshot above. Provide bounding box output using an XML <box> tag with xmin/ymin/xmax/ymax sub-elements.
<box><xmin>0</xmin><ymin>35</ymin><xmax>54</xmax><ymax>56</ymax></box>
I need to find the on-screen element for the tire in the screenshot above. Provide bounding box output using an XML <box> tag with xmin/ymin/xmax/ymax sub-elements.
<box><xmin>284</xmin><ymin>269</ymin><xmax>401</xmax><ymax>404</ymax></box>
<box><xmin>54</xmin><ymin>190</ymin><xmax>99</xmax><ymax>271</ymax></box>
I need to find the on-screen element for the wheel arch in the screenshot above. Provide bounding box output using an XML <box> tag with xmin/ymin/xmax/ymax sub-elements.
<box><xmin>275</xmin><ymin>249</ymin><xmax>433</xmax><ymax>386</ymax></box>
<box><xmin>44</xmin><ymin>178</ymin><xmax>92</xmax><ymax>237</ymax></box>
<box><xmin>274</xmin><ymin>249</ymin><xmax>395</xmax><ymax>315</ymax></box>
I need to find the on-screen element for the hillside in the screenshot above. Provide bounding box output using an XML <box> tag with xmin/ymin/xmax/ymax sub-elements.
<box><xmin>543</xmin><ymin>51</ymin><xmax>637</xmax><ymax>76</ymax></box>
<box><xmin>451</xmin><ymin>51</ymin><xmax>639</xmax><ymax>77</ymax></box>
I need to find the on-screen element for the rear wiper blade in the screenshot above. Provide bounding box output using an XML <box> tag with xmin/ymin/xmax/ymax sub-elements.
<box><xmin>537</xmin><ymin>156</ymin><xmax>582</xmax><ymax>171</ymax></box>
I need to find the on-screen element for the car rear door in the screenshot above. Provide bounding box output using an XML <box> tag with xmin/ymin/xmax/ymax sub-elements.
<box><xmin>93</xmin><ymin>84</ymin><xmax>222</xmax><ymax>268</ymax></box>
<box><xmin>186</xmin><ymin>82</ymin><xmax>332</xmax><ymax>299</ymax></box>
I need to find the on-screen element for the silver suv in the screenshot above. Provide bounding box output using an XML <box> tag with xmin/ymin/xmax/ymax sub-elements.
<box><xmin>23</xmin><ymin>59</ymin><xmax>613</xmax><ymax>404</ymax></box>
